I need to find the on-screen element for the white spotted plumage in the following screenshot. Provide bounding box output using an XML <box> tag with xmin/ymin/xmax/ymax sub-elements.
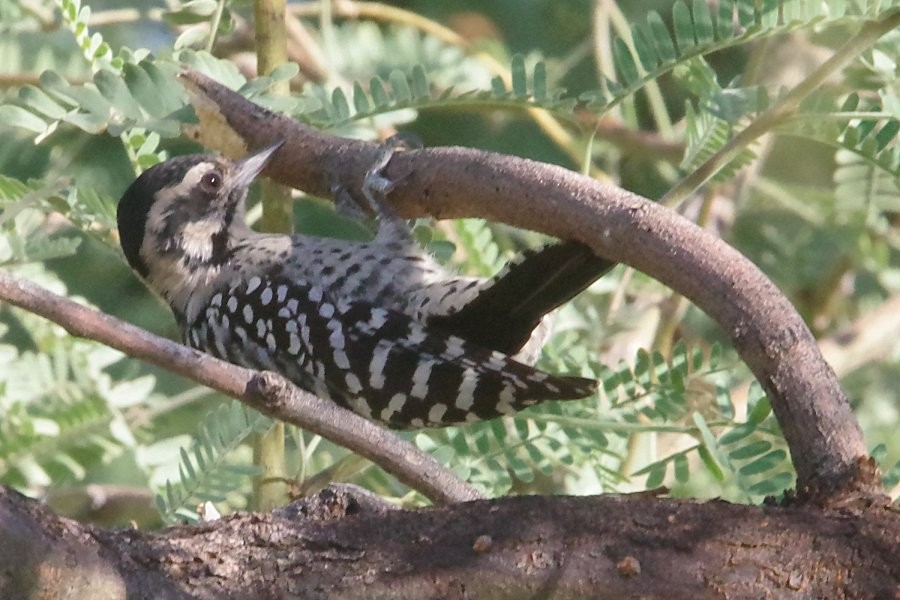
<box><xmin>410</xmin><ymin>359</ymin><xmax>433</xmax><ymax>399</ymax></box>
<box><xmin>117</xmin><ymin>145</ymin><xmax>612</xmax><ymax>429</ymax></box>
<box><xmin>179</xmin><ymin>271</ymin><xmax>599</xmax><ymax>428</ymax></box>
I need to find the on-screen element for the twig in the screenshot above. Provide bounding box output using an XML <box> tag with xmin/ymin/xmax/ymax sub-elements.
<box><xmin>0</xmin><ymin>272</ymin><xmax>482</xmax><ymax>505</ymax></box>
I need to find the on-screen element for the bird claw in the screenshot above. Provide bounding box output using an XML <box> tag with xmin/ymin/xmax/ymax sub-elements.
<box><xmin>361</xmin><ymin>135</ymin><xmax>420</xmax><ymax>242</ymax></box>
<box><xmin>363</xmin><ymin>145</ymin><xmax>399</xmax><ymax>202</ymax></box>
<box><xmin>332</xmin><ymin>184</ymin><xmax>370</xmax><ymax>223</ymax></box>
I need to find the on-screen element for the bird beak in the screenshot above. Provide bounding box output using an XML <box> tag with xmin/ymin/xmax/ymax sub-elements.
<box><xmin>231</xmin><ymin>140</ymin><xmax>285</xmax><ymax>190</ymax></box>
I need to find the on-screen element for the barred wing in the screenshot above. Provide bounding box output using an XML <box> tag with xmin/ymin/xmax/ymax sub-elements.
<box><xmin>187</xmin><ymin>274</ymin><xmax>596</xmax><ymax>429</ymax></box>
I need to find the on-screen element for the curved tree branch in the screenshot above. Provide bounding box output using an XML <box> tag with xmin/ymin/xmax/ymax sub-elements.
<box><xmin>0</xmin><ymin>273</ymin><xmax>481</xmax><ymax>505</ymax></box>
<box><xmin>179</xmin><ymin>69</ymin><xmax>883</xmax><ymax>503</ymax></box>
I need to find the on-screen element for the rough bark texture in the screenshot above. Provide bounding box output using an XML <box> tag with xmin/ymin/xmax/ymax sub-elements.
<box><xmin>1</xmin><ymin>486</ymin><xmax>897</xmax><ymax>600</ymax></box>
<box><xmin>179</xmin><ymin>70</ymin><xmax>880</xmax><ymax>504</ymax></box>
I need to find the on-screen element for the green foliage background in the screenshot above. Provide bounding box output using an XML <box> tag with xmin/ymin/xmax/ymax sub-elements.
<box><xmin>0</xmin><ymin>0</ymin><xmax>897</xmax><ymax>525</ymax></box>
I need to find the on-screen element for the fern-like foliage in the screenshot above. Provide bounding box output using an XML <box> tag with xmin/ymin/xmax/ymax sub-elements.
<box><xmin>634</xmin><ymin>389</ymin><xmax>793</xmax><ymax>499</ymax></box>
<box><xmin>57</xmin><ymin>0</ymin><xmax>143</xmax><ymax>72</ymax></box>
<box><xmin>294</xmin><ymin>0</ymin><xmax>892</xmax><ymax>131</ymax></box>
<box><xmin>0</xmin><ymin>175</ymin><xmax>83</xmax><ymax>265</ymax></box>
<box><xmin>579</xmin><ymin>0</ymin><xmax>886</xmax><ymax>113</ymax></box>
<box><xmin>0</xmin><ymin>61</ymin><xmax>182</xmax><ymax>144</ymax></box>
<box><xmin>776</xmin><ymin>91</ymin><xmax>900</xmax><ymax>185</ymax></box>
<box><xmin>156</xmin><ymin>401</ymin><xmax>270</xmax><ymax>524</ymax></box>
<box><xmin>834</xmin><ymin>130</ymin><xmax>899</xmax><ymax>223</ymax></box>
<box><xmin>2</xmin><ymin>1</ymin><xmax>893</xmax><ymax>183</ymax></box>
<box><xmin>0</xmin><ymin>273</ymin><xmax>153</xmax><ymax>490</ymax></box>
<box><xmin>299</xmin><ymin>53</ymin><xmax>577</xmax><ymax>130</ymax></box>
<box><xmin>678</xmin><ymin>55</ymin><xmax>764</xmax><ymax>179</ymax></box>
<box><xmin>871</xmin><ymin>443</ymin><xmax>900</xmax><ymax>491</ymax></box>
<box><xmin>0</xmin><ymin>169</ymin><xmax>121</xmax><ymax>259</ymax></box>
<box><xmin>448</xmin><ymin>219</ymin><xmax>508</xmax><ymax>277</ymax></box>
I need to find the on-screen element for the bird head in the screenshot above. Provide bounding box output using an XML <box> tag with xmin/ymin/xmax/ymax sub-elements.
<box><xmin>116</xmin><ymin>142</ymin><xmax>283</xmax><ymax>313</ymax></box>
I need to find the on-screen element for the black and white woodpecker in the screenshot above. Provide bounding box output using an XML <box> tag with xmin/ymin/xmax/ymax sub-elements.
<box><xmin>116</xmin><ymin>142</ymin><xmax>615</xmax><ymax>429</ymax></box>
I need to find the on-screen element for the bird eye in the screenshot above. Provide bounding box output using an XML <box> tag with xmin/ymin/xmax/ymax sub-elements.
<box><xmin>200</xmin><ymin>171</ymin><xmax>222</xmax><ymax>193</ymax></box>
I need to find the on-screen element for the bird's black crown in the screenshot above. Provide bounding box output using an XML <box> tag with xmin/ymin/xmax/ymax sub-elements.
<box><xmin>117</xmin><ymin>154</ymin><xmax>211</xmax><ymax>278</ymax></box>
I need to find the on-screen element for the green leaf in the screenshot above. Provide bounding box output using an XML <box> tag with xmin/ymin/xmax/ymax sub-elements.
<box><xmin>613</xmin><ymin>39</ymin><xmax>639</xmax><ymax>85</ymax></box>
<box><xmin>644</xmin><ymin>461</ymin><xmax>667</xmax><ymax>488</ymax></box>
<box><xmin>389</xmin><ymin>70</ymin><xmax>411</xmax><ymax>104</ymax></box>
<box><xmin>474</xmin><ymin>430</ymin><xmax>490</xmax><ymax>456</ymax></box>
<box><xmin>352</xmin><ymin>81</ymin><xmax>370</xmax><ymax>114</ymax></box>
<box><xmin>840</xmin><ymin>92</ymin><xmax>859</xmax><ymax>112</ymax></box>
<box><xmin>180</xmin><ymin>447</ymin><xmax>195</xmax><ymax>479</ymax></box>
<box><xmin>163</xmin><ymin>0</ymin><xmax>219</xmax><ymax>25</ymax></box>
<box><xmin>533</xmin><ymin>62</ymin><xmax>548</xmax><ymax>101</ymax></box>
<box><xmin>174</xmin><ymin>25</ymin><xmax>208</xmax><ymax>51</ymax></box>
<box><xmin>646</xmin><ymin>11</ymin><xmax>676</xmax><ymax>63</ymax></box>
<box><xmin>738</xmin><ymin>449</ymin><xmax>787</xmax><ymax>476</ymax></box>
<box><xmin>693</xmin><ymin>411</ymin><xmax>729</xmax><ymax>474</ymax></box>
<box><xmin>61</xmin><ymin>112</ymin><xmax>106</xmax><ymax>134</ymax></box>
<box><xmin>719</xmin><ymin>422</ymin><xmax>754</xmax><ymax>446</ymax></box>
<box><xmin>674</xmin><ymin>453</ymin><xmax>689</xmax><ymax>483</ymax></box>
<box><xmin>0</xmin><ymin>106</ymin><xmax>47</xmax><ymax>134</ymax></box>
<box><xmin>19</xmin><ymin>86</ymin><xmax>67</xmax><ymax>120</ymax></box>
<box><xmin>508</xmin><ymin>453</ymin><xmax>534</xmax><ymax>483</ymax></box>
<box><xmin>369</xmin><ymin>77</ymin><xmax>390</xmax><ymax>108</ymax></box>
<box><xmin>40</xmin><ymin>70</ymin><xmax>111</xmax><ymax>117</ymax></box>
<box><xmin>411</xmin><ymin>65</ymin><xmax>429</xmax><ymax>100</ymax></box>
<box><xmin>697</xmin><ymin>444</ymin><xmax>725</xmax><ymax>480</ymax></box>
<box><xmin>747</xmin><ymin>395</ymin><xmax>772</xmax><ymax>425</ymax></box>
<box><xmin>748</xmin><ymin>471</ymin><xmax>794</xmax><ymax>495</ymax></box>
<box><xmin>632</xmin><ymin>24</ymin><xmax>659</xmax><ymax>71</ymax></box>
<box><xmin>673</xmin><ymin>1</ymin><xmax>696</xmax><ymax>53</ymax></box>
<box><xmin>727</xmin><ymin>440</ymin><xmax>772</xmax><ymax>460</ymax></box>
<box><xmin>875</xmin><ymin>120</ymin><xmax>899</xmax><ymax>152</ymax></box>
<box><xmin>692</xmin><ymin>0</ymin><xmax>714</xmax><ymax>44</ymax></box>
<box><xmin>511</xmin><ymin>55</ymin><xmax>527</xmax><ymax>98</ymax></box>
<box><xmin>94</xmin><ymin>69</ymin><xmax>143</xmax><ymax>121</ymax></box>
<box><xmin>178</xmin><ymin>50</ymin><xmax>246</xmax><ymax>90</ymax></box>
<box><xmin>490</xmin><ymin>76</ymin><xmax>506</xmax><ymax>97</ymax></box>
<box><xmin>124</xmin><ymin>63</ymin><xmax>165</xmax><ymax>118</ymax></box>
<box><xmin>331</xmin><ymin>88</ymin><xmax>350</xmax><ymax>122</ymax></box>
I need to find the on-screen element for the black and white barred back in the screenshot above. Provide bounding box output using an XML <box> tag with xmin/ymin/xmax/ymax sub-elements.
<box><xmin>116</xmin><ymin>143</ymin><xmax>614</xmax><ymax>428</ymax></box>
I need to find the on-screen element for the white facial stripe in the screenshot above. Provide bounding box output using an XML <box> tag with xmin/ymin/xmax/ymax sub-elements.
<box><xmin>179</xmin><ymin>219</ymin><xmax>223</xmax><ymax>262</ymax></box>
<box><xmin>155</xmin><ymin>162</ymin><xmax>217</xmax><ymax>207</ymax></box>
<box><xmin>136</xmin><ymin>161</ymin><xmax>228</xmax><ymax>321</ymax></box>
<box><xmin>143</xmin><ymin>161</ymin><xmax>218</xmax><ymax>248</ymax></box>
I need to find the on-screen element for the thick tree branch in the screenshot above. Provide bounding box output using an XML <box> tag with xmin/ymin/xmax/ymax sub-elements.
<box><xmin>0</xmin><ymin>272</ymin><xmax>481</xmax><ymax>505</ymax></box>
<box><xmin>179</xmin><ymin>69</ymin><xmax>883</xmax><ymax>504</ymax></box>
<box><xmin>1</xmin><ymin>486</ymin><xmax>897</xmax><ymax>599</ymax></box>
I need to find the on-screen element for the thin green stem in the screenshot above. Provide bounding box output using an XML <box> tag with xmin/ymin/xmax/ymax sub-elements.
<box><xmin>251</xmin><ymin>0</ymin><xmax>292</xmax><ymax>512</ymax></box>
<box><xmin>660</xmin><ymin>11</ymin><xmax>900</xmax><ymax>207</ymax></box>
<box><xmin>205</xmin><ymin>0</ymin><xmax>228</xmax><ymax>53</ymax></box>
<box><xmin>525</xmin><ymin>414</ymin><xmax>728</xmax><ymax>435</ymax></box>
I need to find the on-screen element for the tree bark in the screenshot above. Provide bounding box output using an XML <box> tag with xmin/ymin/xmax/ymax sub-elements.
<box><xmin>1</xmin><ymin>486</ymin><xmax>896</xmax><ymax>599</ymax></box>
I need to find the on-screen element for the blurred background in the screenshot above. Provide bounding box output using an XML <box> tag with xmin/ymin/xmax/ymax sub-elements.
<box><xmin>0</xmin><ymin>0</ymin><xmax>897</xmax><ymax>527</ymax></box>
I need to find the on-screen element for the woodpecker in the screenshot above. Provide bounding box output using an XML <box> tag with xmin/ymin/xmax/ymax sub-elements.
<box><xmin>116</xmin><ymin>142</ymin><xmax>615</xmax><ymax>429</ymax></box>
